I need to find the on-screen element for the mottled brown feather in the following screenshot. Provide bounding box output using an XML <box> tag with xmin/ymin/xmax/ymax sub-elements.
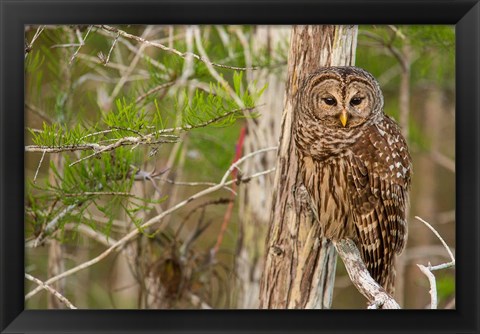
<box><xmin>294</xmin><ymin>66</ymin><xmax>412</xmax><ymax>296</ymax></box>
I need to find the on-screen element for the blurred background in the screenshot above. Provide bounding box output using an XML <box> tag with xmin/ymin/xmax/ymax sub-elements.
<box><xmin>24</xmin><ymin>25</ymin><xmax>455</xmax><ymax>309</ymax></box>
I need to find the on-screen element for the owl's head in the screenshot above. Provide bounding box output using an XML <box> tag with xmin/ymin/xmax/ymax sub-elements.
<box><xmin>299</xmin><ymin>66</ymin><xmax>384</xmax><ymax>129</ymax></box>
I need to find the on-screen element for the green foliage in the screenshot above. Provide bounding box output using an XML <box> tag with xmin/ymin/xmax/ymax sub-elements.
<box><xmin>29</xmin><ymin>122</ymin><xmax>89</xmax><ymax>147</ymax></box>
<box><xmin>30</xmin><ymin>73</ymin><xmax>262</xmax><ymax>150</ymax></box>
<box><xmin>406</xmin><ymin>26</ymin><xmax>454</xmax><ymax>53</ymax></box>
<box><xmin>24</xmin><ymin>24</ymin><xmax>456</xmax><ymax>310</ymax></box>
<box><xmin>436</xmin><ymin>273</ymin><xmax>455</xmax><ymax>302</ymax></box>
<box><xmin>357</xmin><ymin>25</ymin><xmax>455</xmax><ymax>151</ymax></box>
<box><xmin>357</xmin><ymin>25</ymin><xmax>454</xmax><ymax>89</ymax></box>
<box><xmin>103</xmin><ymin>99</ymin><xmax>150</xmax><ymax>132</ymax></box>
<box><xmin>25</xmin><ymin>26</ymin><xmax>266</xmax><ymax>246</ymax></box>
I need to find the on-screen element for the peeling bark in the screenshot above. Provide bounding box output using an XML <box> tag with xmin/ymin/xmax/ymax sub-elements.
<box><xmin>259</xmin><ymin>25</ymin><xmax>358</xmax><ymax>309</ymax></box>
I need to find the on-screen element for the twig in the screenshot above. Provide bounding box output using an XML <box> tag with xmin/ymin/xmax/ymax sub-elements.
<box><xmin>69</xmin><ymin>26</ymin><xmax>93</xmax><ymax>64</ymax></box>
<box><xmin>108</xmin><ymin>27</ymin><xmax>153</xmax><ymax>105</ymax></box>
<box><xmin>25</xmin><ymin>106</ymin><xmax>257</xmax><ymax>158</ymax></box>
<box><xmin>157</xmin><ymin>178</ymin><xmax>236</xmax><ymax>196</ymax></box>
<box><xmin>403</xmin><ymin>245</ymin><xmax>455</xmax><ymax>263</ymax></box>
<box><xmin>414</xmin><ymin>216</ymin><xmax>456</xmax><ymax>309</ymax></box>
<box><xmin>334</xmin><ymin>239</ymin><xmax>401</xmax><ymax>309</ymax></box>
<box><xmin>416</xmin><ymin>264</ymin><xmax>438</xmax><ymax>309</ymax></box>
<box><xmin>30</xmin><ymin>204</ymin><xmax>78</xmax><ymax>248</ymax></box>
<box><xmin>161</xmin><ymin>106</ymin><xmax>258</xmax><ymax>134</ymax></box>
<box><xmin>77</xmin><ymin>52</ymin><xmax>150</xmax><ymax>75</ymax></box>
<box><xmin>62</xmin><ymin>191</ymin><xmax>140</xmax><ymax>198</ymax></box>
<box><xmin>33</xmin><ymin>150</ymin><xmax>46</xmax><ymax>184</ymax></box>
<box><xmin>25</xmin><ymin>147</ymin><xmax>278</xmax><ymax>300</ymax></box>
<box><xmin>415</xmin><ymin>216</ymin><xmax>455</xmax><ymax>265</ymax></box>
<box><xmin>135</xmin><ymin>81</ymin><xmax>176</xmax><ymax>104</ymax></box>
<box><xmin>239</xmin><ymin>167</ymin><xmax>276</xmax><ymax>183</ymax></box>
<box><xmin>103</xmin><ymin>31</ymin><xmax>120</xmax><ymax>65</ymax></box>
<box><xmin>51</xmin><ymin>43</ymin><xmax>83</xmax><ymax>48</ymax></box>
<box><xmin>220</xmin><ymin>146</ymin><xmax>276</xmax><ymax>185</ymax></box>
<box><xmin>79</xmin><ymin>128</ymin><xmax>118</xmax><ymax>140</ymax></box>
<box><xmin>177</xmin><ymin>26</ymin><xmax>195</xmax><ymax>86</ymax></box>
<box><xmin>212</xmin><ymin>126</ymin><xmax>246</xmax><ymax>256</ymax></box>
<box><xmin>98</xmin><ymin>25</ymin><xmax>257</xmax><ymax>71</ymax></box>
<box><xmin>234</xmin><ymin>27</ymin><xmax>254</xmax><ymax>83</ymax></box>
<box><xmin>193</xmin><ymin>27</ymin><xmax>245</xmax><ymax>109</ymax></box>
<box><xmin>99</xmin><ymin>33</ymin><xmax>168</xmax><ymax>73</ymax></box>
<box><xmin>131</xmin><ymin>166</ymin><xmax>170</xmax><ymax>195</ymax></box>
<box><xmin>25</xmin><ymin>273</ymin><xmax>77</xmax><ymax>309</ymax></box>
<box><xmin>26</xmin><ymin>143</ymin><xmax>102</xmax><ymax>153</ymax></box>
<box><xmin>25</xmin><ymin>25</ymin><xmax>45</xmax><ymax>57</ymax></box>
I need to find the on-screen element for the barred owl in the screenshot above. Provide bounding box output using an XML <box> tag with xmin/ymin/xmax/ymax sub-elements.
<box><xmin>293</xmin><ymin>66</ymin><xmax>412</xmax><ymax>295</ymax></box>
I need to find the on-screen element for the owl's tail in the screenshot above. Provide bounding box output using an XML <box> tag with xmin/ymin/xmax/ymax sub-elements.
<box><xmin>359</xmin><ymin>242</ymin><xmax>397</xmax><ymax>296</ymax></box>
<box><xmin>374</xmin><ymin>256</ymin><xmax>397</xmax><ymax>296</ymax></box>
<box><xmin>383</xmin><ymin>261</ymin><xmax>396</xmax><ymax>296</ymax></box>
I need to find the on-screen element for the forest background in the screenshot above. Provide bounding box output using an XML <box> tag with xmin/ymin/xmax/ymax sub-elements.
<box><xmin>24</xmin><ymin>25</ymin><xmax>455</xmax><ymax>309</ymax></box>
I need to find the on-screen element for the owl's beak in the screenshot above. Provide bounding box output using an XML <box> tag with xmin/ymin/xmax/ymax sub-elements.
<box><xmin>339</xmin><ymin>111</ymin><xmax>348</xmax><ymax>127</ymax></box>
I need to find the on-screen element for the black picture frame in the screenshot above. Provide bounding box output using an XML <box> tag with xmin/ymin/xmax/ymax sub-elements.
<box><xmin>1</xmin><ymin>0</ymin><xmax>479</xmax><ymax>333</ymax></box>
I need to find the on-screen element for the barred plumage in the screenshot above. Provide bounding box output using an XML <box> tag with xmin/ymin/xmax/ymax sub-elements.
<box><xmin>293</xmin><ymin>66</ymin><xmax>412</xmax><ymax>295</ymax></box>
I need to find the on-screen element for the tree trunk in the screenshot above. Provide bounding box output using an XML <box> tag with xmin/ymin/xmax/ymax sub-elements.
<box><xmin>259</xmin><ymin>25</ymin><xmax>358</xmax><ymax>309</ymax></box>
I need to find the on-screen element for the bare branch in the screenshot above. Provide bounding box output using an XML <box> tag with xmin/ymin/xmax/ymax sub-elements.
<box><xmin>28</xmin><ymin>204</ymin><xmax>78</xmax><ymax>248</ymax></box>
<box><xmin>156</xmin><ymin>177</ymin><xmax>237</xmax><ymax>196</ymax></box>
<box><xmin>103</xmin><ymin>31</ymin><xmax>120</xmax><ymax>65</ymax></box>
<box><xmin>25</xmin><ymin>106</ymin><xmax>257</xmax><ymax>159</ymax></box>
<box><xmin>25</xmin><ymin>25</ymin><xmax>45</xmax><ymax>57</ymax></box>
<box><xmin>25</xmin><ymin>137</ymin><xmax>177</xmax><ymax>157</ymax></box>
<box><xmin>69</xmin><ymin>26</ymin><xmax>93</xmax><ymax>64</ymax></box>
<box><xmin>334</xmin><ymin>239</ymin><xmax>401</xmax><ymax>309</ymax></box>
<box><xmin>193</xmin><ymin>26</ymin><xmax>246</xmax><ymax>109</ymax></box>
<box><xmin>33</xmin><ymin>150</ymin><xmax>46</xmax><ymax>184</ymax></box>
<box><xmin>25</xmin><ymin>147</ymin><xmax>278</xmax><ymax>300</ymax></box>
<box><xmin>417</xmin><ymin>264</ymin><xmax>438</xmax><ymax>309</ymax></box>
<box><xmin>135</xmin><ymin>81</ymin><xmax>176</xmax><ymax>104</ymax></box>
<box><xmin>98</xmin><ymin>25</ymin><xmax>257</xmax><ymax>71</ymax></box>
<box><xmin>159</xmin><ymin>105</ymin><xmax>258</xmax><ymax>133</ymax></box>
<box><xmin>415</xmin><ymin>216</ymin><xmax>455</xmax><ymax>265</ymax></box>
<box><xmin>25</xmin><ymin>273</ymin><xmax>77</xmax><ymax>309</ymax></box>
<box><xmin>414</xmin><ymin>216</ymin><xmax>456</xmax><ymax>309</ymax></box>
<box><xmin>26</xmin><ymin>143</ymin><xmax>102</xmax><ymax>153</ymax></box>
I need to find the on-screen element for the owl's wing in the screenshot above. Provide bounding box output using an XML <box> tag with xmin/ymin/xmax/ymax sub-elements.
<box><xmin>348</xmin><ymin>117</ymin><xmax>412</xmax><ymax>290</ymax></box>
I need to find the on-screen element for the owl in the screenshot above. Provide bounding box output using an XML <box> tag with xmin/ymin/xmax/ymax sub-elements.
<box><xmin>293</xmin><ymin>66</ymin><xmax>412</xmax><ymax>295</ymax></box>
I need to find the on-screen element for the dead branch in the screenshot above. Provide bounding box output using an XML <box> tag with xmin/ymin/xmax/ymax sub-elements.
<box><xmin>25</xmin><ymin>147</ymin><xmax>278</xmax><ymax>300</ymax></box>
<box><xmin>334</xmin><ymin>239</ymin><xmax>401</xmax><ymax>309</ymax></box>
<box><xmin>414</xmin><ymin>216</ymin><xmax>456</xmax><ymax>309</ymax></box>
<box><xmin>25</xmin><ymin>273</ymin><xmax>77</xmax><ymax>309</ymax></box>
<box><xmin>25</xmin><ymin>106</ymin><xmax>257</xmax><ymax>161</ymax></box>
<box><xmin>98</xmin><ymin>25</ymin><xmax>257</xmax><ymax>71</ymax></box>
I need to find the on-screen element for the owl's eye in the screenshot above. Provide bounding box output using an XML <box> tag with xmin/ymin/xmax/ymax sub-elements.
<box><xmin>322</xmin><ymin>97</ymin><xmax>337</xmax><ymax>106</ymax></box>
<box><xmin>350</xmin><ymin>97</ymin><xmax>363</xmax><ymax>106</ymax></box>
